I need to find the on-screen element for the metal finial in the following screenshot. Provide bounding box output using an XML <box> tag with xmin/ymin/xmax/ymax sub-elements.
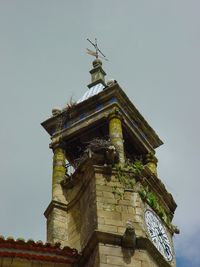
<box><xmin>86</xmin><ymin>38</ymin><xmax>108</xmax><ymax>61</ymax></box>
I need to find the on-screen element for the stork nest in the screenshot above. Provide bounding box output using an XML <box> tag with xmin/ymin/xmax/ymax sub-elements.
<box><xmin>74</xmin><ymin>138</ymin><xmax>117</xmax><ymax>168</ymax></box>
<box><xmin>86</xmin><ymin>137</ymin><xmax>112</xmax><ymax>152</ymax></box>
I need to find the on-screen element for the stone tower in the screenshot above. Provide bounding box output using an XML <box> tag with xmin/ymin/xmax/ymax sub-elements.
<box><xmin>42</xmin><ymin>59</ymin><xmax>179</xmax><ymax>267</ymax></box>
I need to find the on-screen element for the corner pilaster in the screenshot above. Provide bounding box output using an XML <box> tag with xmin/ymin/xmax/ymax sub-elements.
<box><xmin>45</xmin><ymin>146</ymin><xmax>68</xmax><ymax>246</ymax></box>
<box><xmin>52</xmin><ymin>147</ymin><xmax>66</xmax><ymax>202</ymax></box>
<box><xmin>145</xmin><ymin>152</ymin><xmax>158</xmax><ymax>176</ymax></box>
<box><xmin>108</xmin><ymin>109</ymin><xmax>125</xmax><ymax>164</ymax></box>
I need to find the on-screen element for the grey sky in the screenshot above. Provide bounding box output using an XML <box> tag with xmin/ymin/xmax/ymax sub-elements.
<box><xmin>0</xmin><ymin>1</ymin><xmax>199</xmax><ymax>266</ymax></box>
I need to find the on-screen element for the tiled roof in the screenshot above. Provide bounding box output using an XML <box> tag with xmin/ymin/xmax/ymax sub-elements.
<box><xmin>0</xmin><ymin>236</ymin><xmax>79</xmax><ymax>264</ymax></box>
<box><xmin>77</xmin><ymin>83</ymin><xmax>104</xmax><ymax>103</ymax></box>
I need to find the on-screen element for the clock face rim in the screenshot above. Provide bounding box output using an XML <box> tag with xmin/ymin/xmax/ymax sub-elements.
<box><xmin>144</xmin><ymin>209</ymin><xmax>173</xmax><ymax>262</ymax></box>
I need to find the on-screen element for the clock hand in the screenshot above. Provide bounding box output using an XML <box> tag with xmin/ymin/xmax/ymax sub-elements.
<box><xmin>160</xmin><ymin>236</ymin><xmax>171</xmax><ymax>255</ymax></box>
<box><xmin>157</xmin><ymin>235</ymin><xmax>168</xmax><ymax>255</ymax></box>
<box><xmin>150</xmin><ymin>230</ymin><xmax>166</xmax><ymax>253</ymax></box>
<box><xmin>154</xmin><ymin>227</ymin><xmax>170</xmax><ymax>255</ymax></box>
<box><xmin>151</xmin><ymin>234</ymin><xmax>159</xmax><ymax>238</ymax></box>
<box><xmin>156</xmin><ymin>231</ymin><xmax>172</xmax><ymax>257</ymax></box>
<box><xmin>156</xmin><ymin>227</ymin><xmax>166</xmax><ymax>237</ymax></box>
<box><xmin>156</xmin><ymin>228</ymin><xmax>169</xmax><ymax>244</ymax></box>
<box><xmin>150</xmin><ymin>231</ymin><xmax>163</xmax><ymax>239</ymax></box>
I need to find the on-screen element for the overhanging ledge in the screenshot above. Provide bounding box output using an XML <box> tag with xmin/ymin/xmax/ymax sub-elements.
<box><xmin>78</xmin><ymin>230</ymin><xmax>172</xmax><ymax>267</ymax></box>
<box><xmin>44</xmin><ymin>200</ymin><xmax>68</xmax><ymax>218</ymax></box>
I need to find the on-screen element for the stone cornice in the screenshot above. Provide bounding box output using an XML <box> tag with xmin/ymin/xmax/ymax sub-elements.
<box><xmin>78</xmin><ymin>230</ymin><xmax>173</xmax><ymax>267</ymax></box>
<box><xmin>49</xmin><ymin>101</ymin><xmax>156</xmax><ymax>153</ymax></box>
<box><xmin>41</xmin><ymin>82</ymin><xmax>163</xmax><ymax>151</ymax></box>
<box><xmin>137</xmin><ymin>237</ymin><xmax>173</xmax><ymax>267</ymax></box>
<box><xmin>141</xmin><ymin>167</ymin><xmax>177</xmax><ymax>214</ymax></box>
<box><xmin>44</xmin><ymin>200</ymin><xmax>68</xmax><ymax>218</ymax></box>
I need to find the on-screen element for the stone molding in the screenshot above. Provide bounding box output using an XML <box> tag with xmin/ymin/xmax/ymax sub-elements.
<box><xmin>42</xmin><ymin>83</ymin><xmax>163</xmax><ymax>151</ymax></box>
<box><xmin>78</xmin><ymin>230</ymin><xmax>172</xmax><ymax>267</ymax></box>
<box><xmin>44</xmin><ymin>200</ymin><xmax>68</xmax><ymax>218</ymax></box>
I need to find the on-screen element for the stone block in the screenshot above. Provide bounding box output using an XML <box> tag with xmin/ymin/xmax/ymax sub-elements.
<box><xmin>135</xmin><ymin>207</ymin><xmax>143</xmax><ymax>215</ymax></box>
<box><xmin>117</xmin><ymin>226</ymin><xmax>125</xmax><ymax>234</ymax></box>
<box><xmin>96</xmin><ymin>184</ymin><xmax>114</xmax><ymax>192</ymax></box>
<box><xmin>98</xmin><ymin>217</ymin><xmax>105</xmax><ymax>224</ymax></box>
<box><xmin>106</xmin><ymin>218</ymin><xmax>124</xmax><ymax>227</ymax></box>
<box><xmin>97</xmin><ymin>196</ymin><xmax>118</xmax><ymax>205</ymax></box>
<box><xmin>99</xmin><ymin>244</ymin><xmax>123</xmax><ymax>256</ymax></box>
<box><xmin>98</xmin><ymin>224</ymin><xmax>118</xmax><ymax>233</ymax></box>
<box><xmin>117</xmin><ymin>199</ymin><xmax>131</xmax><ymax>205</ymax></box>
<box><xmin>106</xmin><ymin>255</ymin><xmax>124</xmax><ymax>266</ymax></box>
<box><xmin>98</xmin><ymin>210</ymin><xmax>121</xmax><ymax>220</ymax></box>
<box><xmin>103</xmin><ymin>191</ymin><xmax>115</xmax><ymax>199</ymax></box>
<box><xmin>128</xmin><ymin>207</ymin><xmax>135</xmax><ymax>214</ymax></box>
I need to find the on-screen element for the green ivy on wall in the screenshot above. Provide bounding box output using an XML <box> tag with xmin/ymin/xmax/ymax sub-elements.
<box><xmin>139</xmin><ymin>186</ymin><xmax>177</xmax><ymax>232</ymax></box>
<box><xmin>111</xmin><ymin>160</ymin><xmax>179</xmax><ymax>234</ymax></box>
<box><xmin>112</xmin><ymin>160</ymin><xmax>144</xmax><ymax>197</ymax></box>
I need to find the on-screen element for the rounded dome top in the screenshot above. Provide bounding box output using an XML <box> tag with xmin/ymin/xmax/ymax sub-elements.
<box><xmin>93</xmin><ymin>58</ymin><xmax>102</xmax><ymax>67</ymax></box>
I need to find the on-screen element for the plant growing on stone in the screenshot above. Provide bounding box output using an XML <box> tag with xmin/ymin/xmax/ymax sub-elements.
<box><xmin>139</xmin><ymin>186</ymin><xmax>174</xmax><ymax>228</ymax></box>
<box><xmin>64</xmin><ymin>96</ymin><xmax>76</xmax><ymax>112</ymax></box>
<box><xmin>112</xmin><ymin>160</ymin><xmax>144</xmax><ymax>198</ymax></box>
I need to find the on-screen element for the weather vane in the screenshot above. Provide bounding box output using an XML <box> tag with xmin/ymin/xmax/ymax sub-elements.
<box><xmin>86</xmin><ymin>38</ymin><xmax>108</xmax><ymax>61</ymax></box>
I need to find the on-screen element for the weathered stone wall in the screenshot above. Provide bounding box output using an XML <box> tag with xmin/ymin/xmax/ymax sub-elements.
<box><xmin>65</xmin><ymin>170</ymin><xmax>97</xmax><ymax>251</ymax></box>
<box><xmin>47</xmin><ymin>207</ymin><xmax>68</xmax><ymax>246</ymax></box>
<box><xmin>67</xmin><ymin>202</ymin><xmax>81</xmax><ymax>251</ymax></box>
<box><xmin>95</xmin><ymin>172</ymin><xmax>146</xmax><ymax>237</ymax></box>
<box><xmin>79</xmin><ymin>173</ymin><xmax>97</xmax><ymax>249</ymax></box>
<box><xmin>46</xmin><ymin>166</ymin><xmax>175</xmax><ymax>266</ymax></box>
<box><xmin>98</xmin><ymin>243</ymin><xmax>160</xmax><ymax>267</ymax></box>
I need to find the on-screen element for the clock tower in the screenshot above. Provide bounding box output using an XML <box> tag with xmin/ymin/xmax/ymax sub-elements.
<box><xmin>42</xmin><ymin>58</ymin><xmax>179</xmax><ymax>267</ymax></box>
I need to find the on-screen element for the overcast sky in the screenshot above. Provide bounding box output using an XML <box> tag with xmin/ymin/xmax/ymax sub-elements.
<box><xmin>0</xmin><ymin>1</ymin><xmax>199</xmax><ymax>266</ymax></box>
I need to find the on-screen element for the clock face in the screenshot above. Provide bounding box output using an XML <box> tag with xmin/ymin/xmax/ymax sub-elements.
<box><xmin>145</xmin><ymin>210</ymin><xmax>173</xmax><ymax>262</ymax></box>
